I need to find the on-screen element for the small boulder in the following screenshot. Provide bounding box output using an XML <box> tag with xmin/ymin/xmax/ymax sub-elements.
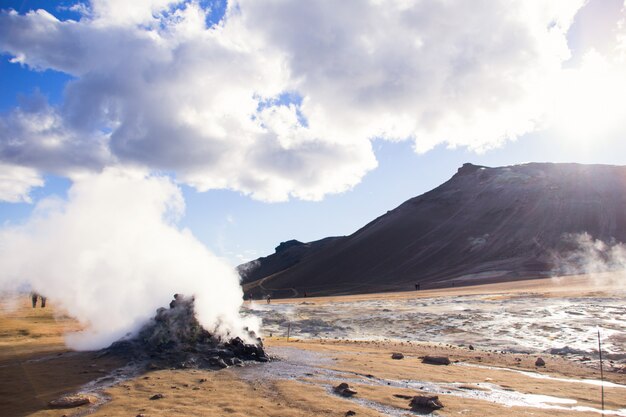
<box><xmin>149</xmin><ymin>393</ymin><xmax>164</xmax><ymax>400</ymax></box>
<box><xmin>209</xmin><ymin>357</ymin><xmax>229</xmax><ymax>369</ymax></box>
<box><xmin>535</xmin><ymin>357</ymin><xmax>546</xmax><ymax>367</ymax></box>
<box><xmin>409</xmin><ymin>395</ymin><xmax>444</xmax><ymax>411</ymax></box>
<box><xmin>345</xmin><ymin>411</ymin><xmax>356</xmax><ymax>416</ymax></box>
<box><xmin>334</xmin><ymin>382</ymin><xmax>357</xmax><ymax>397</ymax></box>
<box><xmin>391</xmin><ymin>352</ymin><xmax>404</xmax><ymax>360</ymax></box>
<box><xmin>422</xmin><ymin>356</ymin><xmax>451</xmax><ymax>365</ymax></box>
<box><xmin>469</xmin><ymin>345</ymin><xmax>475</xmax><ymax>350</ymax></box>
<box><xmin>48</xmin><ymin>395</ymin><xmax>91</xmax><ymax>408</ymax></box>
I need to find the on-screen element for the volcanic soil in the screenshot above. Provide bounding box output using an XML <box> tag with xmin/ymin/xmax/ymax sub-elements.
<box><xmin>1</xmin><ymin>276</ymin><xmax>625</xmax><ymax>417</ymax></box>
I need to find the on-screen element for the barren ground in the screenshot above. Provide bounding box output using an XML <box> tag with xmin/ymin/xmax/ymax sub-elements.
<box><xmin>1</xmin><ymin>275</ymin><xmax>625</xmax><ymax>417</ymax></box>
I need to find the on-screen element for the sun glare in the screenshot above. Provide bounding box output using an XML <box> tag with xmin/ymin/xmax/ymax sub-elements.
<box><xmin>553</xmin><ymin>50</ymin><xmax>626</xmax><ymax>149</ymax></box>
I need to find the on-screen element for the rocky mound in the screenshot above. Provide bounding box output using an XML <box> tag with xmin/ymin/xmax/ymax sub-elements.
<box><xmin>100</xmin><ymin>294</ymin><xmax>268</xmax><ymax>370</ymax></box>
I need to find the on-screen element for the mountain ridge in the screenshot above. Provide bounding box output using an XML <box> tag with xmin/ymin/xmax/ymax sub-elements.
<box><xmin>239</xmin><ymin>162</ymin><xmax>626</xmax><ymax>298</ymax></box>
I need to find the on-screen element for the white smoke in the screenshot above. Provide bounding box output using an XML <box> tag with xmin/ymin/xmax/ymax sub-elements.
<box><xmin>0</xmin><ymin>168</ymin><xmax>259</xmax><ymax>350</ymax></box>
<box><xmin>552</xmin><ymin>232</ymin><xmax>626</xmax><ymax>287</ymax></box>
<box><xmin>236</xmin><ymin>259</ymin><xmax>260</xmax><ymax>281</ymax></box>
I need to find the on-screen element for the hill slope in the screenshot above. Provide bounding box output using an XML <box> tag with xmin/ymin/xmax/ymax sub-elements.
<box><xmin>239</xmin><ymin>163</ymin><xmax>626</xmax><ymax>298</ymax></box>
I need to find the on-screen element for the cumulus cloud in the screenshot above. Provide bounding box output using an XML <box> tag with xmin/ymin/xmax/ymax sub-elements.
<box><xmin>0</xmin><ymin>168</ymin><xmax>258</xmax><ymax>349</ymax></box>
<box><xmin>0</xmin><ymin>91</ymin><xmax>110</xmax><ymax>174</ymax></box>
<box><xmin>89</xmin><ymin>0</ymin><xmax>185</xmax><ymax>26</ymax></box>
<box><xmin>0</xmin><ymin>162</ymin><xmax>43</xmax><ymax>203</ymax></box>
<box><xmin>0</xmin><ymin>0</ymin><xmax>603</xmax><ymax>202</ymax></box>
<box><xmin>234</xmin><ymin>0</ymin><xmax>582</xmax><ymax>152</ymax></box>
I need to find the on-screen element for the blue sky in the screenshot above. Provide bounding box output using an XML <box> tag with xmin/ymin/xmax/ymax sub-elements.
<box><xmin>1</xmin><ymin>0</ymin><xmax>626</xmax><ymax>265</ymax></box>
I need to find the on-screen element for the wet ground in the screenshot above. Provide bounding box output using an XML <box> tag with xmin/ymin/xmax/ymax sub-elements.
<box><xmin>239</xmin><ymin>346</ymin><xmax>626</xmax><ymax>417</ymax></box>
<box><xmin>4</xmin><ymin>290</ymin><xmax>624</xmax><ymax>417</ymax></box>
<box><xmin>244</xmin><ymin>294</ymin><xmax>626</xmax><ymax>359</ymax></box>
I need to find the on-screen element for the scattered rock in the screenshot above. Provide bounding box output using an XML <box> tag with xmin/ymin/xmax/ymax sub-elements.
<box><xmin>48</xmin><ymin>395</ymin><xmax>91</xmax><ymax>408</ymax></box>
<box><xmin>469</xmin><ymin>345</ymin><xmax>475</xmax><ymax>350</ymax></box>
<box><xmin>391</xmin><ymin>352</ymin><xmax>404</xmax><ymax>360</ymax></box>
<box><xmin>409</xmin><ymin>395</ymin><xmax>444</xmax><ymax>411</ymax></box>
<box><xmin>334</xmin><ymin>383</ymin><xmax>357</xmax><ymax>397</ymax></box>
<box><xmin>345</xmin><ymin>411</ymin><xmax>356</xmax><ymax>416</ymax></box>
<box><xmin>393</xmin><ymin>394</ymin><xmax>413</xmax><ymax>400</ymax></box>
<box><xmin>209</xmin><ymin>357</ymin><xmax>229</xmax><ymax>369</ymax></box>
<box><xmin>149</xmin><ymin>394</ymin><xmax>164</xmax><ymax>400</ymax></box>
<box><xmin>422</xmin><ymin>356</ymin><xmax>451</xmax><ymax>365</ymax></box>
<box><xmin>535</xmin><ymin>357</ymin><xmax>546</xmax><ymax>367</ymax></box>
<box><xmin>136</xmin><ymin>414</ymin><xmax>146</xmax><ymax>417</ymax></box>
<box><xmin>549</xmin><ymin>346</ymin><xmax>588</xmax><ymax>356</ymax></box>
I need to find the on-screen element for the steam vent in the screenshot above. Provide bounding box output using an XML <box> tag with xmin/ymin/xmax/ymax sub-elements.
<box><xmin>101</xmin><ymin>294</ymin><xmax>268</xmax><ymax>370</ymax></box>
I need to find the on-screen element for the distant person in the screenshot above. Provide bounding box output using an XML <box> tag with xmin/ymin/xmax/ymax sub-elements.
<box><xmin>415</xmin><ymin>283</ymin><xmax>421</xmax><ymax>291</ymax></box>
<box><xmin>31</xmin><ymin>292</ymin><xmax>39</xmax><ymax>308</ymax></box>
<box><xmin>41</xmin><ymin>296</ymin><xmax>47</xmax><ymax>308</ymax></box>
<box><xmin>266</xmin><ymin>295</ymin><xmax>271</xmax><ymax>304</ymax></box>
<box><xmin>170</xmin><ymin>293</ymin><xmax>181</xmax><ymax>309</ymax></box>
<box><xmin>303</xmin><ymin>291</ymin><xmax>307</xmax><ymax>298</ymax></box>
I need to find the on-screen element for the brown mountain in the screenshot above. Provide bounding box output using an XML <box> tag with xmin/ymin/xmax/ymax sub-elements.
<box><xmin>239</xmin><ymin>162</ymin><xmax>626</xmax><ymax>298</ymax></box>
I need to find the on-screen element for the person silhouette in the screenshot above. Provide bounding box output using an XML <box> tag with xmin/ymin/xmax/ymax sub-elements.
<box><xmin>31</xmin><ymin>292</ymin><xmax>38</xmax><ymax>308</ymax></box>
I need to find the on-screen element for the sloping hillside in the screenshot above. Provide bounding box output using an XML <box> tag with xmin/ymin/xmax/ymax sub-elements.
<box><xmin>240</xmin><ymin>163</ymin><xmax>626</xmax><ymax>298</ymax></box>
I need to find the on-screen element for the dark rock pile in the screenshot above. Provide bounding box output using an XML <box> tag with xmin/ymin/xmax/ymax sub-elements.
<box><xmin>422</xmin><ymin>355</ymin><xmax>451</xmax><ymax>365</ymax></box>
<box><xmin>100</xmin><ymin>294</ymin><xmax>268</xmax><ymax>370</ymax></box>
<box><xmin>409</xmin><ymin>395</ymin><xmax>444</xmax><ymax>411</ymax></box>
<box><xmin>333</xmin><ymin>382</ymin><xmax>357</xmax><ymax>397</ymax></box>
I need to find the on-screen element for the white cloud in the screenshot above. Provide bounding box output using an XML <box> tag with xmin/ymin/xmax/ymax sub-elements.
<box><xmin>552</xmin><ymin>49</ymin><xmax>626</xmax><ymax>147</ymax></box>
<box><xmin>0</xmin><ymin>0</ymin><xmax>601</xmax><ymax>202</ymax></box>
<box><xmin>616</xmin><ymin>2</ymin><xmax>626</xmax><ymax>61</ymax></box>
<box><xmin>0</xmin><ymin>91</ymin><xmax>110</xmax><ymax>174</ymax></box>
<box><xmin>234</xmin><ymin>0</ymin><xmax>583</xmax><ymax>153</ymax></box>
<box><xmin>0</xmin><ymin>163</ymin><xmax>43</xmax><ymax>203</ymax></box>
<box><xmin>89</xmin><ymin>0</ymin><xmax>184</xmax><ymax>26</ymax></box>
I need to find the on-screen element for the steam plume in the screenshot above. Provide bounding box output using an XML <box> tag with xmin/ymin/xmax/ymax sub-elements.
<box><xmin>552</xmin><ymin>232</ymin><xmax>626</xmax><ymax>288</ymax></box>
<box><xmin>0</xmin><ymin>168</ymin><xmax>258</xmax><ymax>350</ymax></box>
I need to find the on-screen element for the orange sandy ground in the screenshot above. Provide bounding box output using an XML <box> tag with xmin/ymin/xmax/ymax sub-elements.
<box><xmin>1</xmin><ymin>274</ymin><xmax>624</xmax><ymax>417</ymax></box>
<box><xmin>264</xmin><ymin>272</ymin><xmax>624</xmax><ymax>305</ymax></box>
